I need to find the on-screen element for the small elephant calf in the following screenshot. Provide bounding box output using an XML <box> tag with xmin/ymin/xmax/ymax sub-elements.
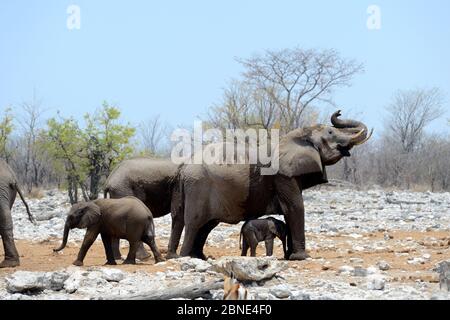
<box><xmin>240</xmin><ymin>217</ymin><xmax>287</xmax><ymax>258</ymax></box>
<box><xmin>54</xmin><ymin>196</ymin><xmax>164</xmax><ymax>266</ymax></box>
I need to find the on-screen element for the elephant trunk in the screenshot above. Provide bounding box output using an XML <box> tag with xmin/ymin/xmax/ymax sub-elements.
<box><xmin>331</xmin><ymin>110</ymin><xmax>373</xmax><ymax>146</ymax></box>
<box><xmin>53</xmin><ymin>223</ymin><xmax>70</xmax><ymax>252</ymax></box>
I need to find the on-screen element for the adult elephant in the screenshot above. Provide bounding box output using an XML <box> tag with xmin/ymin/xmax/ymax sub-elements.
<box><xmin>179</xmin><ymin>111</ymin><xmax>372</xmax><ymax>260</ymax></box>
<box><xmin>104</xmin><ymin>158</ymin><xmax>183</xmax><ymax>259</ymax></box>
<box><xmin>0</xmin><ymin>160</ymin><xmax>35</xmax><ymax>268</ymax></box>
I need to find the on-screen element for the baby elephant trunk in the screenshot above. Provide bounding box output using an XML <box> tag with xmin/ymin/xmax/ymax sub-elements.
<box><xmin>53</xmin><ymin>223</ymin><xmax>70</xmax><ymax>252</ymax></box>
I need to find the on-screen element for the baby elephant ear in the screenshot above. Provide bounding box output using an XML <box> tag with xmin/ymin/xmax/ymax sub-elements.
<box><xmin>268</xmin><ymin>220</ymin><xmax>279</xmax><ymax>236</ymax></box>
<box><xmin>79</xmin><ymin>203</ymin><xmax>101</xmax><ymax>228</ymax></box>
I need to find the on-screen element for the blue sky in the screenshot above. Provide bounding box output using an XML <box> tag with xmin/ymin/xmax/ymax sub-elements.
<box><xmin>1</xmin><ymin>0</ymin><xmax>449</xmax><ymax>135</ymax></box>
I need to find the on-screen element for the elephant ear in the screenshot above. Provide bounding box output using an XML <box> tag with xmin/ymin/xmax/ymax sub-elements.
<box><xmin>78</xmin><ymin>203</ymin><xmax>101</xmax><ymax>228</ymax></box>
<box><xmin>278</xmin><ymin>130</ymin><xmax>328</xmax><ymax>189</ymax></box>
<box><xmin>267</xmin><ymin>220</ymin><xmax>279</xmax><ymax>237</ymax></box>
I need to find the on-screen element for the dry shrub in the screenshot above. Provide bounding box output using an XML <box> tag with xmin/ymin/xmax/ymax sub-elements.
<box><xmin>28</xmin><ymin>187</ymin><xmax>45</xmax><ymax>199</ymax></box>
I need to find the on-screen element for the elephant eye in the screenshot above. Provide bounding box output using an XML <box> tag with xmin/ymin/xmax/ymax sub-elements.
<box><xmin>328</xmin><ymin>130</ymin><xmax>333</xmax><ymax>135</ymax></box>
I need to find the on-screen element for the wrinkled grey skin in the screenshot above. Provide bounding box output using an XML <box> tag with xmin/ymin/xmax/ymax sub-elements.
<box><xmin>240</xmin><ymin>217</ymin><xmax>287</xmax><ymax>258</ymax></box>
<box><xmin>54</xmin><ymin>196</ymin><xmax>164</xmax><ymax>265</ymax></box>
<box><xmin>178</xmin><ymin>111</ymin><xmax>371</xmax><ymax>260</ymax></box>
<box><xmin>0</xmin><ymin>160</ymin><xmax>35</xmax><ymax>268</ymax></box>
<box><xmin>104</xmin><ymin>158</ymin><xmax>183</xmax><ymax>260</ymax></box>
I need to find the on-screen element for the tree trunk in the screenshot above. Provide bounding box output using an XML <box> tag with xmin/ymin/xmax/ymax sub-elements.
<box><xmin>101</xmin><ymin>280</ymin><xmax>224</xmax><ymax>300</ymax></box>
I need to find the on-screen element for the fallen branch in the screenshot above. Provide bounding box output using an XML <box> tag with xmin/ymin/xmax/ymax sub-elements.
<box><xmin>386</xmin><ymin>197</ymin><xmax>427</xmax><ymax>205</ymax></box>
<box><xmin>99</xmin><ymin>279</ymin><xmax>224</xmax><ymax>300</ymax></box>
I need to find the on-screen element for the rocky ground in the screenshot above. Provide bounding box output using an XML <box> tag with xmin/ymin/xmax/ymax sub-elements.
<box><xmin>0</xmin><ymin>185</ymin><xmax>449</xmax><ymax>300</ymax></box>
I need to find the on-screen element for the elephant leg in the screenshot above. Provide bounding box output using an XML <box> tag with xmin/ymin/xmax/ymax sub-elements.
<box><xmin>167</xmin><ymin>210</ymin><xmax>184</xmax><ymax>259</ymax></box>
<box><xmin>123</xmin><ymin>241</ymin><xmax>138</xmax><ymax>264</ymax></box>
<box><xmin>101</xmin><ymin>233</ymin><xmax>116</xmax><ymax>265</ymax></box>
<box><xmin>282</xmin><ymin>238</ymin><xmax>288</xmax><ymax>260</ymax></box>
<box><xmin>274</xmin><ymin>176</ymin><xmax>309</xmax><ymax>261</ymax></box>
<box><xmin>142</xmin><ymin>235</ymin><xmax>164</xmax><ymax>263</ymax></box>
<box><xmin>111</xmin><ymin>237</ymin><xmax>122</xmax><ymax>260</ymax></box>
<box><xmin>241</xmin><ymin>239</ymin><xmax>249</xmax><ymax>256</ymax></box>
<box><xmin>74</xmin><ymin>229</ymin><xmax>99</xmax><ymax>266</ymax></box>
<box><xmin>265</xmin><ymin>239</ymin><xmax>274</xmax><ymax>256</ymax></box>
<box><xmin>180</xmin><ymin>181</ymin><xmax>214</xmax><ymax>258</ymax></box>
<box><xmin>191</xmin><ymin>220</ymin><xmax>218</xmax><ymax>260</ymax></box>
<box><xmin>180</xmin><ymin>223</ymin><xmax>202</xmax><ymax>257</ymax></box>
<box><xmin>135</xmin><ymin>242</ymin><xmax>151</xmax><ymax>261</ymax></box>
<box><xmin>0</xmin><ymin>228</ymin><xmax>20</xmax><ymax>268</ymax></box>
<box><xmin>249</xmin><ymin>236</ymin><xmax>258</xmax><ymax>257</ymax></box>
<box><xmin>0</xmin><ymin>204</ymin><xmax>20</xmax><ymax>268</ymax></box>
<box><xmin>166</xmin><ymin>185</ymin><xmax>184</xmax><ymax>259</ymax></box>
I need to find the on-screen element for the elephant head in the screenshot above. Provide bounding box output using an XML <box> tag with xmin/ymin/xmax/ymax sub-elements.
<box><xmin>267</xmin><ymin>217</ymin><xmax>288</xmax><ymax>257</ymax></box>
<box><xmin>53</xmin><ymin>202</ymin><xmax>101</xmax><ymax>252</ymax></box>
<box><xmin>279</xmin><ymin>110</ymin><xmax>372</xmax><ymax>188</ymax></box>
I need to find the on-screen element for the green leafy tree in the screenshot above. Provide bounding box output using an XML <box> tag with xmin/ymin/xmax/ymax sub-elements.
<box><xmin>83</xmin><ymin>102</ymin><xmax>136</xmax><ymax>199</ymax></box>
<box><xmin>45</xmin><ymin>116</ymin><xmax>89</xmax><ymax>203</ymax></box>
<box><xmin>43</xmin><ymin>103</ymin><xmax>136</xmax><ymax>202</ymax></box>
<box><xmin>0</xmin><ymin>108</ymin><xmax>14</xmax><ymax>162</ymax></box>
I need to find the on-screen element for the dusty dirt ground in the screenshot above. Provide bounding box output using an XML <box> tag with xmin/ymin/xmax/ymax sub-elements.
<box><xmin>2</xmin><ymin>229</ymin><xmax>448</xmax><ymax>285</ymax></box>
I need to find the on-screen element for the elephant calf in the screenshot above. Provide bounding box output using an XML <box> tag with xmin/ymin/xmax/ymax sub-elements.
<box><xmin>240</xmin><ymin>217</ymin><xmax>287</xmax><ymax>258</ymax></box>
<box><xmin>54</xmin><ymin>196</ymin><xmax>164</xmax><ymax>266</ymax></box>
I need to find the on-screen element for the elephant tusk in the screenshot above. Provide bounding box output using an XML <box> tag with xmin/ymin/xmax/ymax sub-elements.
<box><xmin>354</xmin><ymin>128</ymin><xmax>373</xmax><ymax>145</ymax></box>
<box><xmin>350</xmin><ymin>128</ymin><xmax>365</xmax><ymax>143</ymax></box>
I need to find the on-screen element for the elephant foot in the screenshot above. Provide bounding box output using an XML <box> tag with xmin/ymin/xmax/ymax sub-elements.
<box><xmin>0</xmin><ymin>259</ymin><xmax>20</xmax><ymax>268</ymax></box>
<box><xmin>72</xmin><ymin>260</ymin><xmax>84</xmax><ymax>266</ymax></box>
<box><xmin>136</xmin><ymin>250</ymin><xmax>151</xmax><ymax>261</ymax></box>
<box><xmin>191</xmin><ymin>252</ymin><xmax>207</xmax><ymax>260</ymax></box>
<box><xmin>165</xmin><ymin>252</ymin><xmax>180</xmax><ymax>260</ymax></box>
<box><xmin>123</xmin><ymin>259</ymin><xmax>136</xmax><ymax>265</ymax></box>
<box><xmin>288</xmin><ymin>251</ymin><xmax>310</xmax><ymax>261</ymax></box>
<box><xmin>105</xmin><ymin>260</ymin><xmax>117</xmax><ymax>266</ymax></box>
<box><xmin>155</xmin><ymin>256</ymin><xmax>166</xmax><ymax>264</ymax></box>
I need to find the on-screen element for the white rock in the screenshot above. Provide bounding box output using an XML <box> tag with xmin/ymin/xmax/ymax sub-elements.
<box><xmin>366</xmin><ymin>266</ymin><xmax>379</xmax><ymax>275</ymax></box>
<box><xmin>211</xmin><ymin>256</ymin><xmax>287</xmax><ymax>281</ymax></box>
<box><xmin>352</xmin><ymin>267</ymin><xmax>367</xmax><ymax>277</ymax></box>
<box><xmin>376</xmin><ymin>261</ymin><xmax>391</xmax><ymax>271</ymax></box>
<box><xmin>6</xmin><ymin>271</ymin><xmax>46</xmax><ymax>293</ymax></box>
<box><xmin>177</xmin><ymin>257</ymin><xmax>212</xmax><ymax>272</ymax></box>
<box><xmin>63</xmin><ymin>271</ymin><xmax>84</xmax><ymax>294</ymax></box>
<box><xmin>43</xmin><ymin>271</ymin><xmax>70</xmax><ymax>291</ymax></box>
<box><xmin>349</xmin><ymin>258</ymin><xmax>364</xmax><ymax>264</ymax></box>
<box><xmin>367</xmin><ymin>275</ymin><xmax>386</xmax><ymax>290</ymax></box>
<box><xmin>101</xmin><ymin>268</ymin><xmax>125</xmax><ymax>282</ymax></box>
<box><xmin>290</xmin><ymin>291</ymin><xmax>311</xmax><ymax>300</ymax></box>
<box><xmin>338</xmin><ymin>265</ymin><xmax>354</xmax><ymax>275</ymax></box>
<box><xmin>165</xmin><ymin>271</ymin><xmax>184</xmax><ymax>279</ymax></box>
<box><xmin>269</xmin><ymin>284</ymin><xmax>291</xmax><ymax>299</ymax></box>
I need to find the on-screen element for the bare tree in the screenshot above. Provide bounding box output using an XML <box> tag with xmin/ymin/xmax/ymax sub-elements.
<box><xmin>237</xmin><ymin>48</ymin><xmax>363</xmax><ymax>132</ymax></box>
<box><xmin>16</xmin><ymin>92</ymin><xmax>49</xmax><ymax>192</ymax></box>
<box><xmin>138</xmin><ymin>115</ymin><xmax>169</xmax><ymax>156</ymax></box>
<box><xmin>385</xmin><ymin>88</ymin><xmax>445</xmax><ymax>153</ymax></box>
<box><xmin>207</xmin><ymin>81</ymin><xmax>255</xmax><ymax>130</ymax></box>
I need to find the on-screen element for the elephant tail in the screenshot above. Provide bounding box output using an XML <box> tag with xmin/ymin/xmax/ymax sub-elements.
<box><xmin>13</xmin><ymin>183</ymin><xmax>35</xmax><ymax>224</ymax></box>
<box><xmin>239</xmin><ymin>221</ymin><xmax>249</xmax><ymax>249</ymax></box>
<box><xmin>239</xmin><ymin>230</ymin><xmax>242</xmax><ymax>249</ymax></box>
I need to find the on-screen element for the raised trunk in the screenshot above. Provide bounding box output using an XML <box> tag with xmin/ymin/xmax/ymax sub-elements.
<box><xmin>53</xmin><ymin>223</ymin><xmax>70</xmax><ymax>252</ymax></box>
<box><xmin>331</xmin><ymin>110</ymin><xmax>371</xmax><ymax>146</ymax></box>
